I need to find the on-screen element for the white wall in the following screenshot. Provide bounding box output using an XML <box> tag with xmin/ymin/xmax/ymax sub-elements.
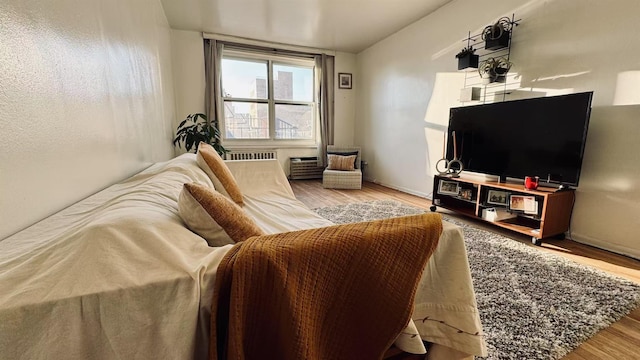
<box><xmin>356</xmin><ymin>0</ymin><xmax>640</xmax><ymax>258</ymax></box>
<box><xmin>171</xmin><ymin>29</ymin><xmax>206</xmax><ymax>149</ymax></box>
<box><xmin>334</xmin><ymin>52</ymin><xmax>357</xmax><ymax>146</ymax></box>
<box><xmin>169</xmin><ymin>31</ymin><xmax>358</xmax><ymax>175</ymax></box>
<box><xmin>0</xmin><ymin>0</ymin><xmax>176</xmax><ymax>239</ymax></box>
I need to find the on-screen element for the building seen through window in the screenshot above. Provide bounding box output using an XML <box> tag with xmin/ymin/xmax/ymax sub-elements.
<box><xmin>221</xmin><ymin>52</ymin><xmax>316</xmax><ymax>141</ymax></box>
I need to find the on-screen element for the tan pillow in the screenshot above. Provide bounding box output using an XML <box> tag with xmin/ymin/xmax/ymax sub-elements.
<box><xmin>178</xmin><ymin>183</ymin><xmax>264</xmax><ymax>245</ymax></box>
<box><xmin>196</xmin><ymin>142</ymin><xmax>244</xmax><ymax>205</ymax></box>
<box><xmin>327</xmin><ymin>154</ymin><xmax>357</xmax><ymax>171</ymax></box>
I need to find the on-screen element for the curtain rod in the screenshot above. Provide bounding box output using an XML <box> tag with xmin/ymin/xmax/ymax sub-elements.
<box><xmin>202</xmin><ymin>32</ymin><xmax>336</xmax><ymax>56</ymax></box>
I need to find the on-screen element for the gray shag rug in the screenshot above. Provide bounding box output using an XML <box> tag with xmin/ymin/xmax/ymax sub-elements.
<box><xmin>313</xmin><ymin>200</ymin><xmax>640</xmax><ymax>360</ymax></box>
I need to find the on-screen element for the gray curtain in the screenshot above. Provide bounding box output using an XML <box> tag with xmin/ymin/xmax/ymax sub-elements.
<box><xmin>316</xmin><ymin>54</ymin><xmax>335</xmax><ymax>167</ymax></box>
<box><xmin>204</xmin><ymin>39</ymin><xmax>223</xmax><ymax>143</ymax></box>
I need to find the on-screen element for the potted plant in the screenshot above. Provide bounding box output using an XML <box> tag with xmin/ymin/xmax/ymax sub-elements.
<box><xmin>478</xmin><ymin>57</ymin><xmax>512</xmax><ymax>84</ymax></box>
<box><xmin>493</xmin><ymin>57</ymin><xmax>512</xmax><ymax>83</ymax></box>
<box><xmin>482</xmin><ymin>17</ymin><xmax>512</xmax><ymax>50</ymax></box>
<box><xmin>173</xmin><ymin>113</ymin><xmax>228</xmax><ymax>155</ymax></box>
<box><xmin>455</xmin><ymin>46</ymin><xmax>479</xmax><ymax>70</ymax></box>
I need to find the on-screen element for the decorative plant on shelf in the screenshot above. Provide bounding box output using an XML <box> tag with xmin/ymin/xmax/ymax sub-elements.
<box><xmin>455</xmin><ymin>46</ymin><xmax>479</xmax><ymax>70</ymax></box>
<box><xmin>482</xmin><ymin>17</ymin><xmax>513</xmax><ymax>50</ymax></box>
<box><xmin>173</xmin><ymin>113</ymin><xmax>228</xmax><ymax>155</ymax></box>
<box><xmin>478</xmin><ymin>57</ymin><xmax>513</xmax><ymax>84</ymax></box>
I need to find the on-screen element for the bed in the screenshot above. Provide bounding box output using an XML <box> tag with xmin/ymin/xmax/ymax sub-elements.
<box><xmin>0</xmin><ymin>153</ymin><xmax>486</xmax><ymax>359</ymax></box>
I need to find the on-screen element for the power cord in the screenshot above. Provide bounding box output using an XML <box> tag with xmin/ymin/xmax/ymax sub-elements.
<box><xmin>567</xmin><ymin>190</ymin><xmax>577</xmax><ymax>240</ymax></box>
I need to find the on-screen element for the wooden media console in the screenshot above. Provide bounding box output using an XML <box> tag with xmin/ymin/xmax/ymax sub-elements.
<box><xmin>430</xmin><ymin>175</ymin><xmax>575</xmax><ymax>245</ymax></box>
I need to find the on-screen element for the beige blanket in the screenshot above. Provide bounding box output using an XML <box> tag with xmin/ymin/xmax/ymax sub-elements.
<box><xmin>0</xmin><ymin>155</ymin><xmax>486</xmax><ymax>359</ymax></box>
<box><xmin>210</xmin><ymin>213</ymin><xmax>443</xmax><ymax>360</ymax></box>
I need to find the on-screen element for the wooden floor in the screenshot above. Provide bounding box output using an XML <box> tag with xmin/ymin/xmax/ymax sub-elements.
<box><xmin>290</xmin><ymin>180</ymin><xmax>640</xmax><ymax>360</ymax></box>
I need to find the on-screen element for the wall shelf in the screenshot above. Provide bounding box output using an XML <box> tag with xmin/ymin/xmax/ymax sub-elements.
<box><xmin>458</xmin><ymin>14</ymin><xmax>521</xmax><ymax>104</ymax></box>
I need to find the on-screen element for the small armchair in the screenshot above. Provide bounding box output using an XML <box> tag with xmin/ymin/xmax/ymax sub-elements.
<box><xmin>322</xmin><ymin>145</ymin><xmax>363</xmax><ymax>189</ymax></box>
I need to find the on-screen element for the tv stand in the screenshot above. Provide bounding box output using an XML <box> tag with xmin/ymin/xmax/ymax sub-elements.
<box><xmin>430</xmin><ymin>175</ymin><xmax>575</xmax><ymax>246</ymax></box>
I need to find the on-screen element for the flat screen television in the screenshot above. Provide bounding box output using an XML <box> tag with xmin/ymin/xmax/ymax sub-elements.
<box><xmin>446</xmin><ymin>92</ymin><xmax>593</xmax><ymax>187</ymax></box>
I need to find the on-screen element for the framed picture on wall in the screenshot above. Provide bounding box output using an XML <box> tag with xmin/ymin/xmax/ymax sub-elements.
<box><xmin>338</xmin><ymin>73</ymin><xmax>352</xmax><ymax>89</ymax></box>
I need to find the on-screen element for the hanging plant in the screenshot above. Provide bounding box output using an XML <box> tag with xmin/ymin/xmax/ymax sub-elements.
<box><xmin>173</xmin><ymin>113</ymin><xmax>228</xmax><ymax>155</ymax></box>
<box><xmin>482</xmin><ymin>17</ymin><xmax>513</xmax><ymax>50</ymax></box>
<box><xmin>478</xmin><ymin>57</ymin><xmax>512</xmax><ymax>84</ymax></box>
<box><xmin>493</xmin><ymin>57</ymin><xmax>512</xmax><ymax>82</ymax></box>
<box><xmin>455</xmin><ymin>46</ymin><xmax>476</xmax><ymax>59</ymax></box>
<box><xmin>455</xmin><ymin>46</ymin><xmax>479</xmax><ymax>70</ymax></box>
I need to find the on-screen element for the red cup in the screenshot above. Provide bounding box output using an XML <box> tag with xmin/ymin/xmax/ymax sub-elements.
<box><xmin>525</xmin><ymin>176</ymin><xmax>540</xmax><ymax>190</ymax></box>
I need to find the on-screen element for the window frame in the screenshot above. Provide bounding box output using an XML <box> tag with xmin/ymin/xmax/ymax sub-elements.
<box><xmin>219</xmin><ymin>49</ymin><xmax>318</xmax><ymax>146</ymax></box>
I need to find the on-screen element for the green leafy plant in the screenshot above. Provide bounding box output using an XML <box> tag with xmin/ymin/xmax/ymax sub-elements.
<box><xmin>478</xmin><ymin>57</ymin><xmax>512</xmax><ymax>83</ymax></box>
<box><xmin>173</xmin><ymin>113</ymin><xmax>228</xmax><ymax>155</ymax></box>
<box><xmin>456</xmin><ymin>46</ymin><xmax>476</xmax><ymax>59</ymax></box>
<box><xmin>482</xmin><ymin>17</ymin><xmax>512</xmax><ymax>41</ymax></box>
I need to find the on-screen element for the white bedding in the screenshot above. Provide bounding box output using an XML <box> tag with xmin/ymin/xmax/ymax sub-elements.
<box><xmin>0</xmin><ymin>155</ymin><xmax>230</xmax><ymax>359</ymax></box>
<box><xmin>227</xmin><ymin>159</ymin><xmax>487</xmax><ymax>358</ymax></box>
<box><xmin>225</xmin><ymin>159</ymin><xmax>334</xmax><ymax>234</ymax></box>
<box><xmin>0</xmin><ymin>154</ymin><xmax>486</xmax><ymax>359</ymax></box>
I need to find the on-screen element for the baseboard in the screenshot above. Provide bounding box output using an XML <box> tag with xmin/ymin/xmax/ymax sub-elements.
<box><xmin>570</xmin><ymin>232</ymin><xmax>640</xmax><ymax>261</ymax></box>
<box><xmin>364</xmin><ymin>177</ymin><xmax>432</xmax><ymax>200</ymax></box>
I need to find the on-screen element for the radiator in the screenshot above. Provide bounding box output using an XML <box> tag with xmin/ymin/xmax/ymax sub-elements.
<box><xmin>226</xmin><ymin>149</ymin><xmax>277</xmax><ymax>161</ymax></box>
<box><xmin>289</xmin><ymin>157</ymin><xmax>324</xmax><ymax>180</ymax></box>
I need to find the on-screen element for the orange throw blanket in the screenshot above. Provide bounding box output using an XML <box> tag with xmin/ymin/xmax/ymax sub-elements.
<box><xmin>210</xmin><ymin>213</ymin><xmax>443</xmax><ymax>360</ymax></box>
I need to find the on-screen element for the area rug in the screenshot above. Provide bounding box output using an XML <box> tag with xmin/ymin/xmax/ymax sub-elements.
<box><xmin>313</xmin><ymin>200</ymin><xmax>640</xmax><ymax>360</ymax></box>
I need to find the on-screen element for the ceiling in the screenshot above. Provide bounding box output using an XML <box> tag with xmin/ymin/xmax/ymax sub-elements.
<box><xmin>160</xmin><ymin>0</ymin><xmax>452</xmax><ymax>53</ymax></box>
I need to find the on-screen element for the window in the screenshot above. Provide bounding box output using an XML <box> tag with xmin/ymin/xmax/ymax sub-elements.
<box><xmin>220</xmin><ymin>49</ymin><xmax>317</xmax><ymax>143</ymax></box>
